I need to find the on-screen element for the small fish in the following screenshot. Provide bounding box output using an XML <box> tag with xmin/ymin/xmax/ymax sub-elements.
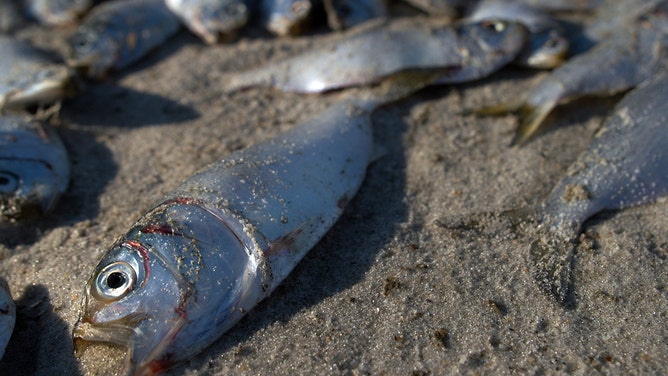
<box><xmin>323</xmin><ymin>0</ymin><xmax>388</xmax><ymax>31</ymax></box>
<box><xmin>474</xmin><ymin>2</ymin><xmax>668</xmax><ymax>145</ymax></box>
<box><xmin>72</xmin><ymin>71</ymin><xmax>441</xmax><ymax>375</ymax></box>
<box><xmin>260</xmin><ymin>0</ymin><xmax>316</xmax><ymax>36</ymax></box>
<box><xmin>223</xmin><ymin>18</ymin><xmax>528</xmax><ymax>93</ymax></box>
<box><xmin>0</xmin><ymin>115</ymin><xmax>70</xmax><ymax>223</ymax></box>
<box><xmin>67</xmin><ymin>0</ymin><xmax>181</xmax><ymax>78</ymax></box>
<box><xmin>165</xmin><ymin>0</ymin><xmax>252</xmax><ymax>44</ymax></box>
<box><xmin>0</xmin><ymin>0</ymin><xmax>25</xmax><ymax>33</ymax></box>
<box><xmin>400</xmin><ymin>0</ymin><xmax>462</xmax><ymax>17</ymax></box>
<box><xmin>467</xmin><ymin>0</ymin><xmax>569</xmax><ymax>68</ymax></box>
<box><xmin>526</xmin><ymin>73</ymin><xmax>668</xmax><ymax>307</ymax></box>
<box><xmin>0</xmin><ymin>36</ymin><xmax>75</xmax><ymax>110</ymax></box>
<box><xmin>512</xmin><ymin>0</ymin><xmax>602</xmax><ymax>11</ymax></box>
<box><xmin>0</xmin><ymin>278</ymin><xmax>15</xmax><ymax>361</ymax></box>
<box><xmin>24</xmin><ymin>0</ymin><xmax>93</xmax><ymax>26</ymax></box>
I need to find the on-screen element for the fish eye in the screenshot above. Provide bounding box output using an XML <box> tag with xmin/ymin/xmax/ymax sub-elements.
<box><xmin>483</xmin><ymin>20</ymin><xmax>506</xmax><ymax>33</ymax></box>
<box><xmin>93</xmin><ymin>262</ymin><xmax>137</xmax><ymax>301</ymax></box>
<box><xmin>0</xmin><ymin>171</ymin><xmax>19</xmax><ymax>194</ymax></box>
<box><xmin>70</xmin><ymin>31</ymin><xmax>96</xmax><ymax>53</ymax></box>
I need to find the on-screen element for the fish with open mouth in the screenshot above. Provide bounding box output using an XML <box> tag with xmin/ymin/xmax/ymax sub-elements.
<box><xmin>67</xmin><ymin>0</ymin><xmax>181</xmax><ymax>78</ymax></box>
<box><xmin>0</xmin><ymin>114</ymin><xmax>70</xmax><ymax>224</ymax></box>
<box><xmin>222</xmin><ymin>18</ymin><xmax>528</xmax><ymax>93</ymax></box>
<box><xmin>72</xmin><ymin>71</ymin><xmax>442</xmax><ymax>375</ymax></box>
<box><xmin>0</xmin><ymin>35</ymin><xmax>75</xmax><ymax>111</ymax></box>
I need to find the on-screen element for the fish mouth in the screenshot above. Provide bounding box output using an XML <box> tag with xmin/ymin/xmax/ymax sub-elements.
<box><xmin>73</xmin><ymin>320</ymin><xmax>143</xmax><ymax>352</ymax></box>
<box><xmin>3</xmin><ymin>71</ymin><xmax>77</xmax><ymax>109</ymax></box>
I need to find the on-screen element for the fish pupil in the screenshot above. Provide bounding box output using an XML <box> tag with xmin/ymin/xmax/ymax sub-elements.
<box><xmin>107</xmin><ymin>272</ymin><xmax>127</xmax><ymax>289</ymax></box>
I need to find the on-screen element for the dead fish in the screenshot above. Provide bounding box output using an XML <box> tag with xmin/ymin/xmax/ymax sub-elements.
<box><xmin>474</xmin><ymin>2</ymin><xmax>668</xmax><ymax>145</ymax></box>
<box><xmin>323</xmin><ymin>0</ymin><xmax>388</xmax><ymax>31</ymax></box>
<box><xmin>72</xmin><ymin>71</ymin><xmax>441</xmax><ymax>375</ymax></box>
<box><xmin>165</xmin><ymin>0</ymin><xmax>253</xmax><ymax>44</ymax></box>
<box><xmin>24</xmin><ymin>0</ymin><xmax>93</xmax><ymax>26</ymax></box>
<box><xmin>0</xmin><ymin>115</ymin><xmax>70</xmax><ymax>223</ymax></box>
<box><xmin>223</xmin><ymin>18</ymin><xmax>528</xmax><ymax>93</ymax></box>
<box><xmin>0</xmin><ymin>0</ymin><xmax>25</xmax><ymax>33</ymax></box>
<box><xmin>585</xmin><ymin>0</ymin><xmax>664</xmax><ymax>41</ymax></box>
<box><xmin>67</xmin><ymin>0</ymin><xmax>181</xmax><ymax>78</ymax></box>
<box><xmin>260</xmin><ymin>0</ymin><xmax>317</xmax><ymax>36</ymax></box>
<box><xmin>0</xmin><ymin>36</ymin><xmax>75</xmax><ymax>110</ymax></box>
<box><xmin>0</xmin><ymin>278</ymin><xmax>15</xmax><ymax>361</ymax></box>
<box><xmin>400</xmin><ymin>0</ymin><xmax>463</xmax><ymax>17</ymax></box>
<box><xmin>512</xmin><ymin>0</ymin><xmax>602</xmax><ymax>11</ymax></box>
<box><xmin>526</xmin><ymin>73</ymin><xmax>668</xmax><ymax>307</ymax></box>
<box><xmin>467</xmin><ymin>0</ymin><xmax>569</xmax><ymax>68</ymax></box>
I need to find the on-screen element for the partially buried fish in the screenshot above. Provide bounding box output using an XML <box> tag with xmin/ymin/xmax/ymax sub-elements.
<box><xmin>466</xmin><ymin>0</ymin><xmax>570</xmax><ymax>68</ymax></box>
<box><xmin>525</xmin><ymin>72</ymin><xmax>668</xmax><ymax>307</ymax></box>
<box><xmin>72</xmin><ymin>71</ymin><xmax>442</xmax><ymax>375</ymax></box>
<box><xmin>0</xmin><ymin>115</ymin><xmax>70</xmax><ymax>223</ymax></box>
<box><xmin>165</xmin><ymin>0</ymin><xmax>253</xmax><ymax>44</ymax></box>
<box><xmin>67</xmin><ymin>0</ymin><xmax>181</xmax><ymax>78</ymax></box>
<box><xmin>223</xmin><ymin>18</ymin><xmax>528</xmax><ymax>93</ymax></box>
<box><xmin>0</xmin><ymin>35</ymin><xmax>75</xmax><ymax>110</ymax></box>
<box><xmin>24</xmin><ymin>0</ymin><xmax>93</xmax><ymax>26</ymax></box>
<box><xmin>474</xmin><ymin>1</ymin><xmax>668</xmax><ymax>145</ymax></box>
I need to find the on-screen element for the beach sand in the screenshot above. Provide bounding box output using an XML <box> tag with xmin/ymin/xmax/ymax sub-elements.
<box><xmin>0</xmin><ymin>10</ymin><xmax>666</xmax><ymax>376</ymax></box>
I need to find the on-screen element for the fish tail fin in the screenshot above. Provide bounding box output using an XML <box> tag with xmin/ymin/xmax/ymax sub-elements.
<box><xmin>222</xmin><ymin>68</ymin><xmax>275</xmax><ymax>94</ymax></box>
<box><xmin>510</xmin><ymin>100</ymin><xmax>556</xmax><ymax>146</ymax></box>
<box><xmin>529</xmin><ymin>235</ymin><xmax>577</xmax><ymax>309</ymax></box>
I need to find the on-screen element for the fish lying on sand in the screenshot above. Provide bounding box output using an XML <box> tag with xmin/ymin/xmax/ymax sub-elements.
<box><xmin>72</xmin><ymin>71</ymin><xmax>442</xmax><ymax>375</ymax></box>
<box><xmin>223</xmin><ymin>18</ymin><xmax>528</xmax><ymax>93</ymax></box>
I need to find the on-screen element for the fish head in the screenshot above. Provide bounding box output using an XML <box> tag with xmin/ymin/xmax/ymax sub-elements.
<box><xmin>520</xmin><ymin>29</ymin><xmax>570</xmax><ymax>69</ymax></box>
<box><xmin>266</xmin><ymin>0</ymin><xmax>312</xmax><ymax>36</ymax></box>
<box><xmin>74</xmin><ymin>201</ymin><xmax>262</xmax><ymax>374</ymax></box>
<box><xmin>73</xmin><ymin>237</ymin><xmax>189</xmax><ymax>375</ymax></box>
<box><xmin>26</xmin><ymin>0</ymin><xmax>92</xmax><ymax>26</ymax></box>
<box><xmin>191</xmin><ymin>1</ymin><xmax>251</xmax><ymax>43</ymax></box>
<box><xmin>0</xmin><ymin>160</ymin><xmax>61</xmax><ymax>222</ymax></box>
<box><xmin>0</xmin><ymin>120</ymin><xmax>69</xmax><ymax>223</ymax></box>
<box><xmin>467</xmin><ymin>19</ymin><xmax>528</xmax><ymax>56</ymax></box>
<box><xmin>67</xmin><ymin>26</ymin><xmax>116</xmax><ymax>78</ymax></box>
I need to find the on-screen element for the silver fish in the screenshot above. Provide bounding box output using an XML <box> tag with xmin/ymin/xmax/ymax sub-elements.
<box><xmin>323</xmin><ymin>0</ymin><xmax>388</xmax><ymax>31</ymax></box>
<box><xmin>512</xmin><ymin>0</ymin><xmax>602</xmax><ymax>11</ymax></box>
<box><xmin>260</xmin><ymin>0</ymin><xmax>316</xmax><ymax>36</ymax></box>
<box><xmin>0</xmin><ymin>278</ymin><xmax>14</xmax><ymax>361</ymax></box>
<box><xmin>24</xmin><ymin>0</ymin><xmax>93</xmax><ymax>26</ymax></box>
<box><xmin>585</xmin><ymin>0</ymin><xmax>664</xmax><ymax>41</ymax></box>
<box><xmin>223</xmin><ymin>18</ymin><xmax>528</xmax><ymax>93</ymax></box>
<box><xmin>467</xmin><ymin>0</ymin><xmax>569</xmax><ymax>68</ymax></box>
<box><xmin>474</xmin><ymin>1</ymin><xmax>668</xmax><ymax>145</ymax></box>
<box><xmin>0</xmin><ymin>0</ymin><xmax>25</xmax><ymax>33</ymax></box>
<box><xmin>165</xmin><ymin>0</ymin><xmax>252</xmax><ymax>44</ymax></box>
<box><xmin>0</xmin><ymin>115</ymin><xmax>70</xmax><ymax>223</ymax></box>
<box><xmin>67</xmin><ymin>0</ymin><xmax>181</xmax><ymax>78</ymax></box>
<box><xmin>400</xmin><ymin>0</ymin><xmax>462</xmax><ymax>17</ymax></box>
<box><xmin>72</xmin><ymin>72</ymin><xmax>440</xmax><ymax>375</ymax></box>
<box><xmin>527</xmin><ymin>73</ymin><xmax>668</xmax><ymax>307</ymax></box>
<box><xmin>0</xmin><ymin>36</ymin><xmax>75</xmax><ymax>110</ymax></box>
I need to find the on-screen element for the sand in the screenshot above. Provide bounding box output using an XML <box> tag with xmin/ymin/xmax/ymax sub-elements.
<box><xmin>0</xmin><ymin>8</ymin><xmax>666</xmax><ymax>376</ymax></box>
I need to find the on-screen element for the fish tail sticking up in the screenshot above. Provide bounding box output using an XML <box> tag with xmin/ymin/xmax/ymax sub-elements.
<box><xmin>510</xmin><ymin>100</ymin><xmax>557</xmax><ymax>146</ymax></box>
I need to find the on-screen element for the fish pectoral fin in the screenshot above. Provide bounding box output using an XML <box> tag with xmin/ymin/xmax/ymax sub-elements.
<box><xmin>529</xmin><ymin>237</ymin><xmax>577</xmax><ymax>310</ymax></box>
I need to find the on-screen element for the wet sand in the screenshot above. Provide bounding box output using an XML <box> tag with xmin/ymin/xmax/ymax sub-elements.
<box><xmin>0</xmin><ymin>10</ymin><xmax>666</xmax><ymax>376</ymax></box>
